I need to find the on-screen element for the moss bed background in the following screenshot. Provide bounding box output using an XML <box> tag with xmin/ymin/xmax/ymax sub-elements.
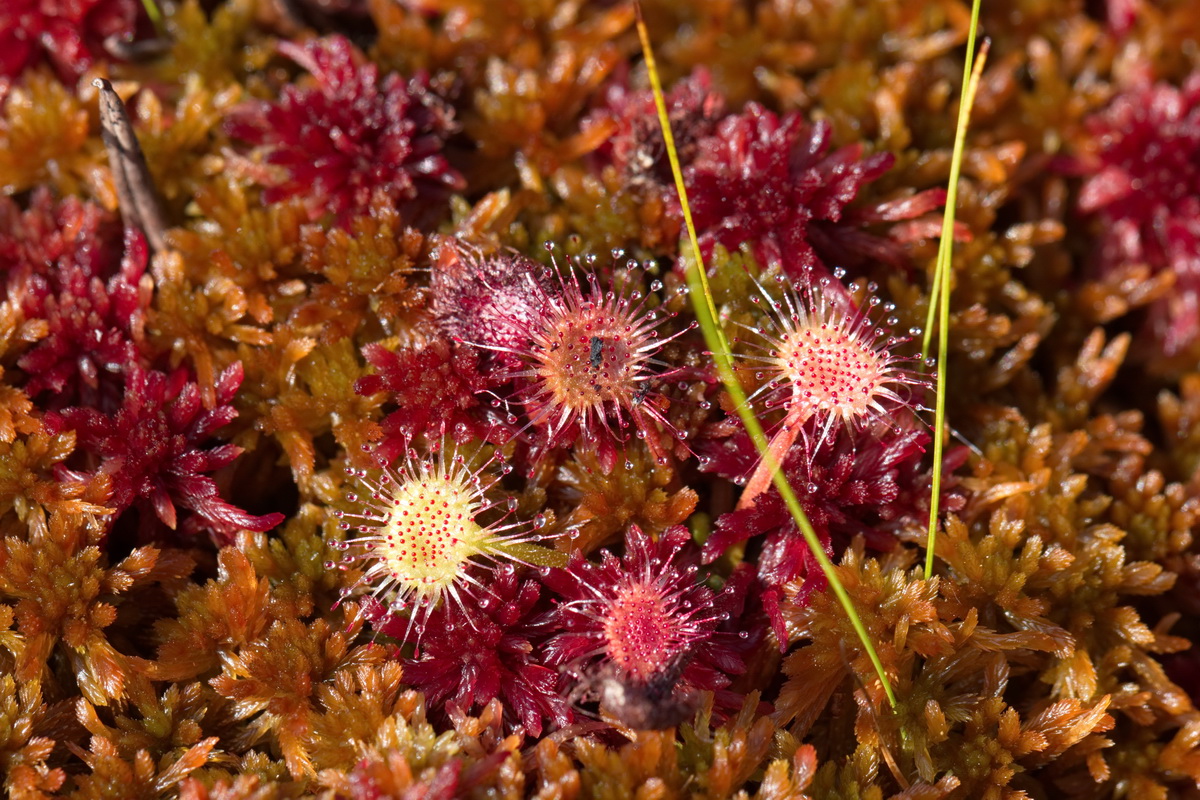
<box><xmin>2</xmin><ymin>0</ymin><xmax>1200</xmax><ymax>797</ymax></box>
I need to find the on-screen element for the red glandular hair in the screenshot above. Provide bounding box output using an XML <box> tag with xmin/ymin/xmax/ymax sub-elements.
<box><xmin>455</xmin><ymin>250</ymin><xmax>695</xmax><ymax>472</ymax></box>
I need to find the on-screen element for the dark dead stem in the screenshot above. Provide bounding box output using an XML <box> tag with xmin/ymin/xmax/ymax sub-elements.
<box><xmin>93</xmin><ymin>78</ymin><xmax>168</xmax><ymax>253</ymax></box>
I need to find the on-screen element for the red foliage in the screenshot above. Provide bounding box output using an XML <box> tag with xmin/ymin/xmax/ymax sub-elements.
<box><xmin>354</xmin><ymin>337</ymin><xmax>497</xmax><ymax>460</ymax></box>
<box><xmin>0</xmin><ymin>190</ymin><xmax>118</xmax><ymax>280</ymax></box>
<box><xmin>226</xmin><ymin>35</ymin><xmax>464</xmax><ymax>228</ymax></box>
<box><xmin>1102</xmin><ymin>0</ymin><xmax>1139</xmax><ymax>36</ymax></box>
<box><xmin>46</xmin><ymin>362</ymin><xmax>284</xmax><ymax>542</ymax></box>
<box><xmin>1078</xmin><ymin>74</ymin><xmax>1200</xmax><ymax>354</ymax></box>
<box><xmin>0</xmin><ymin>0</ymin><xmax>144</xmax><ymax>81</ymax></box>
<box><xmin>0</xmin><ymin>191</ymin><xmax>150</xmax><ymax>410</ymax></box>
<box><xmin>587</xmin><ymin>67</ymin><xmax>725</xmax><ymax>185</ymax></box>
<box><xmin>685</xmin><ymin>106</ymin><xmax>939</xmax><ymax>276</ymax></box>
<box><xmin>702</xmin><ymin>422</ymin><xmax>932</xmax><ymax>562</ymax></box>
<box><xmin>699</xmin><ymin>419</ymin><xmax>938</xmax><ymax>640</ymax></box>
<box><xmin>16</xmin><ymin>224</ymin><xmax>149</xmax><ymax>411</ymax></box>
<box><xmin>389</xmin><ymin>565</ymin><xmax>572</xmax><ymax>737</ymax></box>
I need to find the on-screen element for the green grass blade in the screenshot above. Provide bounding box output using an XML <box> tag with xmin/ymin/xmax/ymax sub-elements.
<box><xmin>140</xmin><ymin>0</ymin><xmax>166</xmax><ymax>36</ymax></box>
<box><xmin>635</xmin><ymin>9</ymin><xmax>896</xmax><ymax>708</ymax></box>
<box><xmin>924</xmin><ymin>1</ymin><xmax>987</xmax><ymax>580</ymax></box>
<box><xmin>922</xmin><ymin>0</ymin><xmax>983</xmax><ymax>356</ymax></box>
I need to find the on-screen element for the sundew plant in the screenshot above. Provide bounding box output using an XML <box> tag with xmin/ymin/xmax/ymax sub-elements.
<box><xmin>0</xmin><ymin>1</ymin><xmax>1198</xmax><ymax>798</ymax></box>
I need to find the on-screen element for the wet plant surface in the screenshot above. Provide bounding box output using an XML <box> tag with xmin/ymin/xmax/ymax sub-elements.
<box><xmin>1</xmin><ymin>1</ymin><xmax>1199</xmax><ymax>798</ymax></box>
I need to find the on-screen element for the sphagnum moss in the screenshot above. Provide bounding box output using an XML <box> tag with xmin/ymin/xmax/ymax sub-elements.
<box><xmin>0</xmin><ymin>0</ymin><xmax>1198</xmax><ymax>798</ymax></box>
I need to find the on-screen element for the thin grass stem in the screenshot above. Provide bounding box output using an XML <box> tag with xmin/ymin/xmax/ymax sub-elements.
<box><xmin>635</xmin><ymin>6</ymin><xmax>897</xmax><ymax>709</ymax></box>
<box><xmin>923</xmin><ymin>0</ymin><xmax>988</xmax><ymax>580</ymax></box>
<box><xmin>140</xmin><ymin>0</ymin><xmax>166</xmax><ymax>36</ymax></box>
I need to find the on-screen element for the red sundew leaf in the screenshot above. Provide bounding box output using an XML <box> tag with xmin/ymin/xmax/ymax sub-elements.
<box><xmin>542</xmin><ymin>525</ymin><xmax>747</xmax><ymax>696</ymax></box>
<box><xmin>430</xmin><ymin>244</ymin><xmax>556</xmax><ymax>366</ymax></box>
<box><xmin>452</xmin><ymin>249</ymin><xmax>696</xmax><ymax>470</ymax></box>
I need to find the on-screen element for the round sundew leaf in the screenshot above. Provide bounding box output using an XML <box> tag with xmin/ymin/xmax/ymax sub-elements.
<box><xmin>332</xmin><ymin>442</ymin><xmax>557</xmax><ymax>645</ymax></box>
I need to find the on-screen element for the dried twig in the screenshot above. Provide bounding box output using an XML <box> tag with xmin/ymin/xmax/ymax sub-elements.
<box><xmin>94</xmin><ymin>78</ymin><xmax>167</xmax><ymax>253</ymax></box>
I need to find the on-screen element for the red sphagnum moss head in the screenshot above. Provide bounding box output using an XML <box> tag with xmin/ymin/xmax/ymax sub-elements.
<box><xmin>0</xmin><ymin>0</ymin><xmax>145</xmax><ymax>82</ymax></box>
<box><xmin>45</xmin><ymin>362</ymin><xmax>283</xmax><ymax>543</ymax></box>
<box><xmin>394</xmin><ymin>563</ymin><xmax>572</xmax><ymax>736</ymax></box>
<box><xmin>686</xmin><ymin>105</ymin><xmax>912</xmax><ymax>276</ymax></box>
<box><xmin>1</xmin><ymin>190</ymin><xmax>147</xmax><ymax>411</ymax></box>
<box><xmin>701</xmin><ymin>419</ymin><xmax>957</xmax><ymax>642</ymax></box>
<box><xmin>16</xmin><ymin>225</ymin><xmax>149</xmax><ymax>411</ymax></box>
<box><xmin>586</xmin><ymin>66</ymin><xmax>725</xmax><ymax>186</ymax></box>
<box><xmin>226</xmin><ymin>34</ymin><xmax>465</xmax><ymax>228</ymax></box>
<box><xmin>1078</xmin><ymin>72</ymin><xmax>1200</xmax><ymax>356</ymax></box>
<box><xmin>330</xmin><ymin>440</ymin><xmax>552</xmax><ymax>644</ymax></box>
<box><xmin>354</xmin><ymin>337</ymin><xmax>498</xmax><ymax>459</ymax></box>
